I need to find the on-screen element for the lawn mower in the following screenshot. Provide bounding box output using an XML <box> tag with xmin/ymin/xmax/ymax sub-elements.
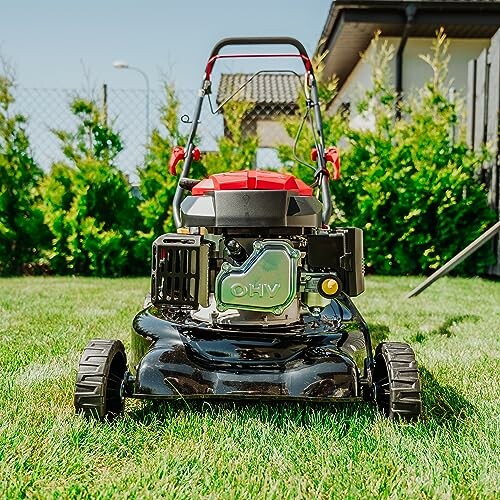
<box><xmin>74</xmin><ymin>37</ymin><xmax>422</xmax><ymax>421</ymax></box>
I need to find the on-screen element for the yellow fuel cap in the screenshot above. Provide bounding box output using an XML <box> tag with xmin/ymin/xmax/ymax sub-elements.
<box><xmin>318</xmin><ymin>275</ymin><xmax>342</xmax><ymax>298</ymax></box>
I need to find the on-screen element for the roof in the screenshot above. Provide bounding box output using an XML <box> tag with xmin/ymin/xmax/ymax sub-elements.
<box><xmin>317</xmin><ymin>0</ymin><xmax>500</xmax><ymax>90</ymax></box>
<box><xmin>216</xmin><ymin>73</ymin><xmax>301</xmax><ymax>106</ymax></box>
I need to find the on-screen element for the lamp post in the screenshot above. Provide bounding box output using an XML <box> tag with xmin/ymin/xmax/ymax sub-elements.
<box><xmin>113</xmin><ymin>60</ymin><xmax>150</xmax><ymax>143</ymax></box>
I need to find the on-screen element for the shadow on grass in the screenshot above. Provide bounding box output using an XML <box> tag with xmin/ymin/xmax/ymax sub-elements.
<box><xmin>410</xmin><ymin>314</ymin><xmax>480</xmax><ymax>344</ymax></box>
<box><xmin>419</xmin><ymin>365</ymin><xmax>475</xmax><ymax>425</ymax></box>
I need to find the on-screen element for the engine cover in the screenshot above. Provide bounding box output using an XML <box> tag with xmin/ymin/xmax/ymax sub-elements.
<box><xmin>215</xmin><ymin>240</ymin><xmax>300</xmax><ymax>315</ymax></box>
<box><xmin>180</xmin><ymin>190</ymin><xmax>322</xmax><ymax>227</ymax></box>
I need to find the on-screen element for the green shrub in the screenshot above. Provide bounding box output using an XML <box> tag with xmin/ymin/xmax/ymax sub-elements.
<box><xmin>0</xmin><ymin>71</ymin><xmax>49</xmax><ymax>275</ymax></box>
<box><xmin>281</xmin><ymin>32</ymin><xmax>496</xmax><ymax>275</ymax></box>
<box><xmin>40</xmin><ymin>98</ymin><xmax>142</xmax><ymax>276</ymax></box>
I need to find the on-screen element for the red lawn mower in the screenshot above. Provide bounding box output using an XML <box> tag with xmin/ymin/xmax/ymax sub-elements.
<box><xmin>75</xmin><ymin>37</ymin><xmax>422</xmax><ymax>420</ymax></box>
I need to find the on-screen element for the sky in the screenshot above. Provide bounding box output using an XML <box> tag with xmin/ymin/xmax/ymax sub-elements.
<box><xmin>0</xmin><ymin>0</ymin><xmax>333</xmax><ymax>179</ymax></box>
<box><xmin>0</xmin><ymin>0</ymin><xmax>332</xmax><ymax>91</ymax></box>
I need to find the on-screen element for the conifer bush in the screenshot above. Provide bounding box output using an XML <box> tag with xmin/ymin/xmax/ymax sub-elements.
<box><xmin>40</xmin><ymin>98</ymin><xmax>142</xmax><ymax>276</ymax></box>
<box><xmin>0</xmin><ymin>70</ymin><xmax>48</xmax><ymax>275</ymax></box>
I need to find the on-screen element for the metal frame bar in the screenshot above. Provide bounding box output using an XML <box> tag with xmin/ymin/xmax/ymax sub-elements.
<box><xmin>172</xmin><ymin>37</ymin><xmax>332</xmax><ymax>228</ymax></box>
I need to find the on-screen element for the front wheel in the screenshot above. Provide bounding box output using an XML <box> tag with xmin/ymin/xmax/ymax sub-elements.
<box><xmin>373</xmin><ymin>342</ymin><xmax>421</xmax><ymax>420</ymax></box>
<box><xmin>74</xmin><ymin>339</ymin><xmax>127</xmax><ymax>420</ymax></box>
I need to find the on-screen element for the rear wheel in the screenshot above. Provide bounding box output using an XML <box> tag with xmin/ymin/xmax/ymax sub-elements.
<box><xmin>74</xmin><ymin>339</ymin><xmax>127</xmax><ymax>420</ymax></box>
<box><xmin>373</xmin><ymin>342</ymin><xmax>421</xmax><ymax>420</ymax></box>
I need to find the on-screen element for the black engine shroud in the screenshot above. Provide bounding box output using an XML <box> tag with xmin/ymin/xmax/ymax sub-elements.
<box><xmin>181</xmin><ymin>190</ymin><xmax>322</xmax><ymax>228</ymax></box>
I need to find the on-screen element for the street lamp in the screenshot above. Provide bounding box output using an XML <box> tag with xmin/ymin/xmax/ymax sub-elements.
<box><xmin>113</xmin><ymin>60</ymin><xmax>150</xmax><ymax>143</ymax></box>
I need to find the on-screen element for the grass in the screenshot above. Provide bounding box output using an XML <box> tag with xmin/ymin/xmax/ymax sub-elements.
<box><xmin>0</xmin><ymin>275</ymin><xmax>498</xmax><ymax>499</ymax></box>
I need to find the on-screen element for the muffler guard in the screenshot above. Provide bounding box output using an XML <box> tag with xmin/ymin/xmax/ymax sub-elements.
<box><xmin>129</xmin><ymin>297</ymin><xmax>369</xmax><ymax>401</ymax></box>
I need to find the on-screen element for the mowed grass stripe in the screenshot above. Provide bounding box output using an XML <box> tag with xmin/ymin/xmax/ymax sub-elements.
<box><xmin>0</xmin><ymin>276</ymin><xmax>498</xmax><ymax>498</ymax></box>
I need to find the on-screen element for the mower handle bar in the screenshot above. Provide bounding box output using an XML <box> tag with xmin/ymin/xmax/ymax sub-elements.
<box><xmin>172</xmin><ymin>37</ymin><xmax>332</xmax><ymax>228</ymax></box>
<box><xmin>204</xmin><ymin>37</ymin><xmax>314</xmax><ymax>79</ymax></box>
<box><xmin>208</xmin><ymin>37</ymin><xmax>310</xmax><ymax>61</ymax></box>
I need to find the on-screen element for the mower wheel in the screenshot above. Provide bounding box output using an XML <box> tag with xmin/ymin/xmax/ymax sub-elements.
<box><xmin>373</xmin><ymin>342</ymin><xmax>421</xmax><ymax>420</ymax></box>
<box><xmin>74</xmin><ymin>339</ymin><xmax>127</xmax><ymax>420</ymax></box>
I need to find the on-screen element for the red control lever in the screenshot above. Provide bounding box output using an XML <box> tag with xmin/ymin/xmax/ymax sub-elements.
<box><xmin>169</xmin><ymin>146</ymin><xmax>185</xmax><ymax>175</ymax></box>
<box><xmin>311</xmin><ymin>147</ymin><xmax>341</xmax><ymax>181</ymax></box>
<box><xmin>192</xmin><ymin>147</ymin><xmax>201</xmax><ymax>162</ymax></box>
<box><xmin>169</xmin><ymin>147</ymin><xmax>201</xmax><ymax>175</ymax></box>
<box><xmin>325</xmin><ymin>147</ymin><xmax>340</xmax><ymax>180</ymax></box>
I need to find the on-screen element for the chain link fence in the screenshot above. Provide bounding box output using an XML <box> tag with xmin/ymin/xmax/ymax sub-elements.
<box><xmin>12</xmin><ymin>82</ymin><xmax>298</xmax><ymax>183</ymax></box>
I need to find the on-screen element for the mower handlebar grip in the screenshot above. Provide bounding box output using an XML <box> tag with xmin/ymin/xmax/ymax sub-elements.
<box><xmin>208</xmin><ymin>37</ymin><xmax>310</xmax><ymax>59</ymax></box>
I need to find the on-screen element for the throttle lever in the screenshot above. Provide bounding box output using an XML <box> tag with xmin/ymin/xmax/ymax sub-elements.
<box><xmin>169</xmin><ymin>147</ymin><xmax>201</xmax><ymax>175</ymax></box>
<box><xmin>311</xmin><ymin>147</ymin><xmax>341</xmax><ymax>181</ymax></box>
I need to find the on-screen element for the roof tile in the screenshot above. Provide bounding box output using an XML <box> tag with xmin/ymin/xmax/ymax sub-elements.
<box><xmin>216</xmin><ymin>73</ymin><xmax>301</xmax><ymax>105</ymax></box>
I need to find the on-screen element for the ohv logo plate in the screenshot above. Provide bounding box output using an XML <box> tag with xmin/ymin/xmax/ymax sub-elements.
<box><xmin>230</xmin><ymin>283</ymin><xmax>281</xmax><ymax>298</ymax></box>
<box><xmin>215</xmin><ymin>240</ymin><xmax>299</xmax><ymax>315</ymax></box>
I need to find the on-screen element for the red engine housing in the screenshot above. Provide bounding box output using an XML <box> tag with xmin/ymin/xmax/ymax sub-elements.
<box><xmin>192</xmin><ymin>170</ymin><xmax>313</xmax><ymax>196</ymax></box>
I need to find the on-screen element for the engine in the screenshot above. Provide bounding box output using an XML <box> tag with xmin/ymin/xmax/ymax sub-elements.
<box><xmin>150</xmin><ymin>177</ymin><xmax>364</xmax><ymax>327</ymax></box>
<box><xmin>150</xmin><ymin>197</ymin><xmax>363</xmax><ymax>328</ymax></box>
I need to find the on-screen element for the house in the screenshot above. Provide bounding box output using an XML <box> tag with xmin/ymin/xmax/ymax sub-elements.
<box><xmin>317</xmin><ymin>0</ymin><xmax>500</xmax><ymax>275</ymax></box>
<box><xmin>316</xmin><ymin>0</ymin><xmax>500</xmax><ymax>111</ymax></box>
<box><xmin>216</xmin><ymin>73</ymin><xmax>301</xmax><ymax>167</ymax></box>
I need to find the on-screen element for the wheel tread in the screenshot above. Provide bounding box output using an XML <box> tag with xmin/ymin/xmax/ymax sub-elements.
<box><xmin>74</xmin><ymin>339</ymin><xmax>126</xmax><ymax>420</ymax></box>
<box><xmin>373</xmin><ymin>341</ymin><xmax>422</xmax><ymax>420</ymax></box>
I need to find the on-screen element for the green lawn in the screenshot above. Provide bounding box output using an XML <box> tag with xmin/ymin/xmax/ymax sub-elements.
<box><xmin>0</xmin><ymin>276</ymin><xmax>498</xmax><ymax>498</ymax></box>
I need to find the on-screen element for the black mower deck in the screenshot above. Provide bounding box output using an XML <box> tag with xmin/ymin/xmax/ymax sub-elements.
<box><xmin>127</xmin><ymin>296</ymin><xmax>371</xmax><ymax>401</ymax></box>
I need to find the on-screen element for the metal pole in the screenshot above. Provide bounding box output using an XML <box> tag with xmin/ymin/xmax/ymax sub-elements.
<box><xmin>102</xmin><ymin>83</ymin><xmax>108</xmax><ymax>125</ymax></box>
<box><xmin>395</xmin><ymin>5</ymin><xmax>416</xmax><ymax>119</ymax></box>
<box><xmin>407</xmin><ymin>220</ymin><xmax>500</xmax><ymax>298</ymax></box>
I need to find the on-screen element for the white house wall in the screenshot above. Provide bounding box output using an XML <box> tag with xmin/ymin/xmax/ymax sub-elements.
<box><xmin>403</xmin><ymin>37</ymin><xmax>490</xmax><ymax>93</ymax></box>
<box><xmin>332</xmin><ymin>40</ymin><xmax>395</xmax><ymax>114</ymax></box>
<box><xmin>331</xmin><ymin>36</ymin><xmax>490</xmax><ymax>122</ymax></box>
